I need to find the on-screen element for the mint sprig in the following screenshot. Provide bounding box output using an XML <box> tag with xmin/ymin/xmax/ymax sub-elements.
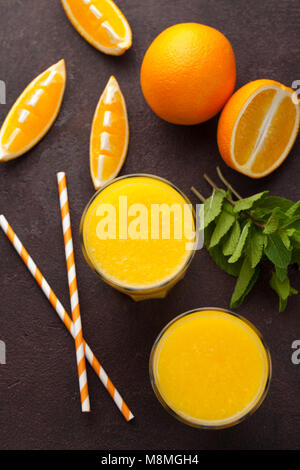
<box><xmin>192</xmin><ymin>168</ymin><xmax>299</xmax><ymax>312</ymax></box>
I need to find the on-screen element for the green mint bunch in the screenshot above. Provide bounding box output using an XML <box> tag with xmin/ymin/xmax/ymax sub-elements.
<box><xmin>192</xmin><ymin>168</ymin><xmax>300</xmax><ymax>312</ymax></box>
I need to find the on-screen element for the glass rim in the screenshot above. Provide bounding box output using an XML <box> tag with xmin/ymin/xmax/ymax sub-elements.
<box><xmin>149</xmin><ymin>307</ymin><xmax>272</xmax><ymax>430</ymax></box>
<box><xmin>79</xmin><ymin>173</ymin><xmax>197</xmax><ymax>294</ymax></box>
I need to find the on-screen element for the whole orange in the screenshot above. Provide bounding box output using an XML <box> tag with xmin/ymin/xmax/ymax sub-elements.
<box><xmin>140</xmin><ymin>23</ymin><xmax>236</xmax><ymax>125</ymax></box>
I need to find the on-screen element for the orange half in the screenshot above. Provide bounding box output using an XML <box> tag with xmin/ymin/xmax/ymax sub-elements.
<box><xmin>217</xmin><ymin>79</ymin><xmax>300</xmax><ymax>178</ymax></box>
<box><xmin>90</xmin><ymin>76</ymin><xmax>129</xmax><ymax>189</ymax></box>
<box><xmin>60</xmin><ymin>0</ymin><xmax>132</xmax><ymax>55</ymax></box>
<box><xmin>0</xmin><ymin>60</ymin><xmax>66</xmax><ymax>162</ymax></box>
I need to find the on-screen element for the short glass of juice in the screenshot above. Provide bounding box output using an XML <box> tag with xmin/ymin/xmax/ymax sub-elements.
<box><xmin>150</xmin><ymin>308</ymin><xmax>272</xmax><ymax>429</ymax></box>
<box><xmin>80</xmin><ymin>174</ymin><xmax>197</xmax><ymax>301</ymax></box>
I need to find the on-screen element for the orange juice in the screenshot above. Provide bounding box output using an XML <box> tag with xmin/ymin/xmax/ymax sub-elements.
<box><xmin>150</xmin><ymin>308</ymin><xmax>271</xmax><ymax>428</ymax></box>
<box><xmin>80</xmin><ymin>175</ymin><xmax>196</xmax><ymax>300</ymax></box>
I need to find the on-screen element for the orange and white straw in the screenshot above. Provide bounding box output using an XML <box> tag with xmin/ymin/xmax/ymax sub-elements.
<box><xmin>0</xmin><ymin>214</ymin><xmax>134</xmax><ymax>421</ymax></box>
<box><xmin>57</xmin><ymin>172</ymin><xmax>90</xmax><ymax>412</ymax></box>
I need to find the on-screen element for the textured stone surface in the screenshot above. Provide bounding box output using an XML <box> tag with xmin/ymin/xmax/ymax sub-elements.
<box><xmin>0</xmin><ymin>0</ymin><xmax>300</xmax><ymax>450</ymax></box>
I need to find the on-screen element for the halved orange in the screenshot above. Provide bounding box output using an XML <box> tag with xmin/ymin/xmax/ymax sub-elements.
<box><xmin>90</xmin><ymin>76</ymin><xmax>129</xmax><ymax>189</ymax></box>
<box><xmin>0</xmin><ymin>60</ymin><xmax>66</xmax><ymax>162</ymax></box>
<box><xmin>60</xmin><ymin>0</ymin><xmax>132</xmax><ymax>56</ymax></box>
<box><xmin>217</xmin><ymin>79</ymin><xmax>300</xmax><ymax>178</ymax></box>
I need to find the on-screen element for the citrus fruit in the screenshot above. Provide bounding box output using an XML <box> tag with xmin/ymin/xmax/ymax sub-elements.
<box><xmin>90</xmin><ymin>76</ymin><xmax>129</xmax><ymax>190</ymax></box>
<box><xmin>60</xmin><ymin>0</ymin><xmax>132</xmax><ymax>56</ymax></box>
<box><xmin>140</xmin><ymin>23</ymin><xmax>236</xmax><ymax>125</ymax></box>
<box><xmin>0</xmin><ymin>59</ymin><xmax>66</xmax><ymax>162</ymax></box>
<box><xmin>217</xmin><ymin>79</ymin><xmax>300</xmax><ymax>178</ymax></box>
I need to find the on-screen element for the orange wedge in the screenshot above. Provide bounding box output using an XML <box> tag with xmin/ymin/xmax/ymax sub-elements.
<box><xmin>217</xmin><ymin>79</ymin><xmax>300</xmax><ymax>178</ymax></box>
<box><xmin>60</xmin><ymin>0</ymin><xmax>132</xmax><ymax>56</ymax></box>
<box><xmin>90</xmin><ymin>76</ymin><xmax>129</xmax><ymax>189</ymax></box>
<box><xmin>0</xmin><ymin>60</ymin><xmax>66</xmax><ymax>162</ymax></box>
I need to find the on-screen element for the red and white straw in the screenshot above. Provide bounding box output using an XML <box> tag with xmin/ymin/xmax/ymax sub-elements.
<box><xmin>0</xmin><ymin>214</ymin><xmax>134</xmax><ymax>421</ymax></box>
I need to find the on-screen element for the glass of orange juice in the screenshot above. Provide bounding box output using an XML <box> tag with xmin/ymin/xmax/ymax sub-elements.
<box><xmin>150</xmin><ymin>308</ymin><xmax>271</xmax><ymax>429</ymax></box>
<box><xmin>80</xmin><ymin>174</ymin><xmax>197</xmax><ymax>301</ymax></box>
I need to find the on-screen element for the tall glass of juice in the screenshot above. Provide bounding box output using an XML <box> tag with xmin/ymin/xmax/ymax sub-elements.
<box><xmin>80</xmin><ymin>174</ymin><xmax>197</xmax><ymax>301</ymax></box>
<box><xmin>150</xmin><ymin>308</ymin><xmax>271</xmax><ymax>429</ymax></box>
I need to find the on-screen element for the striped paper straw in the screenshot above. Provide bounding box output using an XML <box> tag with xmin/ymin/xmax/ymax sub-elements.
<box><xmin>57</xmin><ymin>172</ymin><xmax>90</xmax><ymax>412</ymax></box>
<box><xmin>0</xmin><ymin>214</ymin><xmax>134</xmax><ymax>421</ymax></box>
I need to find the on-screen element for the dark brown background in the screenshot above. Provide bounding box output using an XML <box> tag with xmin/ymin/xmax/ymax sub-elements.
<box><xmin>0</xmin><ymin>0</ymin><xmax>299</xmax><ymax>450</ymax></box>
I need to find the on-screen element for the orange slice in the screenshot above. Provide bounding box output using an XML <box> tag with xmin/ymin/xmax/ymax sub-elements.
<box><xmin>60</xmin><ymin>0</ymin><xmax>132</xmax><ymax>56</ymax></box>
<box><xmin>90</xmin><ymin>76</ymin><xmax>129</xmax><ymax>189</ymax></box>
<box><xmin>0</xmin><ymin>60</ymin><xmax>66</xmax><ymax>162</ymax></box>
<box><xmin>217</xmin><ymin>79</ymin><xmax>300</xmax><ymax>178</ymax></box>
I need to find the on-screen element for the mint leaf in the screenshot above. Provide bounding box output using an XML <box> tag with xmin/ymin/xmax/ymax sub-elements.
<box><xmin>204</xmin><ymin>189</ymin><xmax>225</xmax><ymax>228</ymax></box>
<box><xmin>270</xmin><ymin>272</ymin><xmax>290</xmax><ymax>299</ymax></box>
<box><xmin>233</xmin><ymin>192</ymin><xmax>268</xmax><ymax>213</ymax></box>
<box><xmin>248</xmin><ymin>229</ymin><xmax>266</xmax><ymax>268</ymax></box>
<box><xmin>280</xmin><ymin>214</ymin><xmax>300</xmax><ymax>230</ymax></box>
<box><xmin>205</xmin><ymin>224</ymin><xmax>241</xmax><ymax>277</ymax></box>
<box><xmin>254</xmin><ymin>196</ymin><xmax>294</xmax><ymax>213</ymax></box>
<box><xmin>210</xmin><ymin>207</ymin><xmax>235</xmax><ymax>248</ymax></box>
<box><xmin>283</xmin><ymin>219</ymin><xmax>300</xmax><ymax>233</ymax></box>
<box><xmin>269</xmin><ymin>271</ymin><xmax>298</xmax><ymax>312</ymax></box>
<box><xmin>263</xmin><ymin>210</ymin><xmax>279</xmax><ymax>234</ymax></box>
<box><xmin>275</xmin><ymin>266</ymin><xmax>288</xmax><ymax>282</ymax></box>
<box><xmin>231</xmin><ymin>266</ymin><xmax>260</xmax><ymax>309</ymax></box>
<box><xmin>208</xmin><ymin>244</ymin><xmax>242</xmax><ymax>277</ymax></box>
<box><xmin>223</xmin><ymin>198</ymin><xmax>235</xmax><ymax>214</ymax></box>
<box><xmin>292</xmin><ymin>230</ymin><xmax>300</xmax><ymax>244</ymax></box>
<box><xmin>285</xmin><ymin>228</ymin><xmax>296</xmax><ymax>238</ymax></box>
<box><xmin>279</xmin><ymin>231</ymin><xmax>291</xmax><ymax>249</ymax></box>
<box><xmin>264</xmin><ymin>233</ymin><xmax>291</xmax><ymax>268</ymax></box>
<box><xmin>230</xmin><ymin>257</ymin><xmax>259</xmax><ymax>308</ymax></box>
<box><xmin>228</xmin><ymin>221</ymin><xmax>251</xmax><ymax>263</ymax></box>
<box><xmin>286</xmin><ymin>201</ymin><xmax>300</xmax><ymax>218</ymax></box>
<box><xmin>223</xmin><ymin>220</ymin><xmax>241</xmax><ymax>256</ymax></box>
